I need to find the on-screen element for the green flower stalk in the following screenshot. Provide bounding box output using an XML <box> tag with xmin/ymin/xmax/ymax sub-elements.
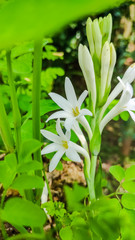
<box><xmin>6</xmin><ymin>50</ymin><xmax>21</xmax><ymax>155</ymax></box>
<box><xmin>0</xmin><ymin>92</ymin><xmax>14</xmax><ymax>152</ymax></box>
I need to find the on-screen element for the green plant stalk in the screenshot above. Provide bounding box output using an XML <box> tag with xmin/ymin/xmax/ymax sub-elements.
<box><xmin>32</xmin><ymin>38</ymin><xmax>44</xmax><ymax>206</ymax></box>
<box><xmin>87</xmin><ymin>109</ymin><xmax>101</xmax><ymax>201</ymax></box>
<box><xmin>32</xmin><ymin>38</ymin><xmax>42</xmax><ymax>169</ymax></box>
<box><xmin>6</xmin><ymin>50</ymin><xmax>21</xmax><ymax>155</ymax></box>
<box><xmin>0</xmin><ymin>92</ymin><xmax>14</xmax><ymax>152</ymax></box>
<box><xmin>89</xmin><ymin>155</ymin><xmax>97</xmax><ymax>201</ymax></box>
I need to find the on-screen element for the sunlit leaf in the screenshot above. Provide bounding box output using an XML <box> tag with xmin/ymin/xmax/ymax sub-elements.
<box><xmin>1</xmin><ymin>197</ymin><xmax>46</xmax><ymax>227</ymax></box>
<box><xmin>109</xmin><ymin>165</ymin><xmax>125</xmax><ymax>182</ymax></box>
<box><xmin>0</xmin><ymin>0</ymin><xmax>128</xmax><ymax>50</ymax></box>
<box><xmin>11</xmin><ymin>175</ymin><xmax>44</xmax><ymax>195</ymax></box>
<box><xmin>121</xmin><ymin>193</ymin><xmax>135</xmax><ymax>210</ymax></box>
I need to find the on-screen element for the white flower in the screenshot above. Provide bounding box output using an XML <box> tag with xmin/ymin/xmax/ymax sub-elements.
<box><xmin>100</xmin><ymin>63</ymin><xmax>135</xmax><ymax>118</ymax></box>
<box><xmin>78</xmin><ymin>44</ymin><xmax>96</xmax><ymax>114</ymax></box>
<box><xmin>100</xmin><ymin>82</ymin><xmax>135</xmax><ymax>132</ymax></box>
<box><xmin>46</xmin><ymin>77</ymin><xmax>92</xmax><ymax>138</ymax></box>
<box><xmin>41</xmin><ymin>119</ymin><xmax>90</xmax><ymax>172</ymax></box>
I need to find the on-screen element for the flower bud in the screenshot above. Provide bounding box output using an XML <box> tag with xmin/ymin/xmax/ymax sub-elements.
<box><xmin>86</xmin><ymin>17</ymin><xmax>95</xmax><ymax>57</ymax></box>
<box><xmin>106</xmin><ymin>43</ymin><xmax>116</xmax><ymax>88</ymax></box>
<box><xmin>92</xmin><ymin>19</ymin><xmax>102</xmax><ymax>59</ymax></box>
<box><xmin>100</xmin><ymin>41</ymin><xmax>110</xmax><ymax>101</ymax></box>
<box><xmin>78</xmin><ymin>44</ymin><xmax>96</xmax><ymax>113</ymax></box>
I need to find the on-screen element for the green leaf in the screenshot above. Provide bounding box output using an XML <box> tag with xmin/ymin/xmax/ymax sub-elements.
<box><xmin>120</xmin><ymin>208</ymin><xmax>135</xmax><ymax>240</ymax></box>
<box><xmin>18</xmin><ymin>94</ymin><xmax>31</xmax><ymax>113</ymax></box>
<box><xmin>64</xmin><ymin>183</ymin><xmax>88</xmax><ymax>211</ymax></box>
<box><xmin>12</xmin><ymin>53</ymin><xmax>32</xmax><ymax>74</ymax></box>
<box><xmin>1</xmin><ymin>197</ymin><xmax>46</xmax><ymax>227</ymax></box>
<box><xmin>55</xmin><ymin>161</ymin><xmax>63</xmax><ymax>171</ymax></box>
<box><xmin>121</xmin><ymin>193</ymin><xmax>135</xmax><ymax>210</ymax></box>
<box><xmin>0</xmin><ymin>153</ymin><xmax>17</xmax><ymax>188</ymax></box>
<box><xmin>122</xmin><ymin>166</ymin><xmax>135</xmax><ymax>193</ymax></box>
<box><xmin>109</xmin><ymin>165</ymin><xmax>125</xmax><ymax>182</ymax></box>
<box><xmin>41</xmin><ymin>67</ymin><xmax>65</xmax><ymax>93</ymax></box>
<box><xmin>60</xmin><ymin>226</ymin><xmax>73</xmax><ymax>240</ymax></box>
<box><xmin>122</xmin><ymin>181</ymin><xmax>135</xmax><ymax>193</ymax></box>
<box><xmin>120</xmin><ymin>111</ymin><xmax>129</xmax><ymax>121</ymax></box>
<box><xmin>11</xmin><ymin>175</ymin><xmax>44</xmax><ymax>195</ymax></box>
<box><xmin>0</xmin><ymin>0</ymin><xmax>128</xmax><ymax>50</ymax></box>
<box><xmin>125</xmin><ymin>165</ymin><xmax>135</xmax><ymax>181</ymax></box>
<box><xmin>40</xmin><ymin>99</ymin><xmax>60</xmax><ymax>116</ymax></box>
<box><xmin>19</xmin><ymin>138</ymin><xmax>42</xmax><ymax>162</ymax></box>
<box><xmin>17</xmin><ymin>161</ymin><xmax>43</xmax><ymax>173</ymax></box>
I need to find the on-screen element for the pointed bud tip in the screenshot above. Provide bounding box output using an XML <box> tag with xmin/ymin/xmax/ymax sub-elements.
<box><xmin>87</xmin><ymin>17</ymin><xmax>92</xmax><ymax>24</ymax></box>
<box><xmin>131</xmin><ymin>63</ymin><xmax>135</xmax><ymax>69</ymax></box>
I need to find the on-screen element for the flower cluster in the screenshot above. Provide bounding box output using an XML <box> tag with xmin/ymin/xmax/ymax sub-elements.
<box><xmin>41</xmin><ymin>13</ymin><xmax>135</xmax><ymax>173</ymax></box>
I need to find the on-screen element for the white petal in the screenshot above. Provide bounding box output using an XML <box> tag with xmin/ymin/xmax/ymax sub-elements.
<box><xmin>41</xmin><ymin>182</ymin><xmax>48</xmax><ymax>204</ymax></box>
<box><xmin>100</xmin><ymin>64</ymin><xmax>135</xmax><ymax>120</ymax></box>
<box><xmin>41</xmin><ymin>130</ymin><xmax>61</xmax><ymax>144</ymax></box>
<box><xmin>80</xmin><ymin>108</ymin><xmax>92</xmax><ymax>117</ymax></box>
<box><xmin>78</xmin><ymin>90</ymin><xmax>88</xmax><ymax>108</ymax></box>
<box><xmin>118</xmin><ymin>83</ymin><xmax>133</xmax><ymax>107</ymax></box>
<box><xmin>41</xmin><ymin>143</ymin><xmax>61</xmax><ymax>155</ymax></box>
<box><xmin>64</xmin><ymin>117</ymin><xmax>76</xmax><ymax>131</ymax></box>
<box><xmin>66</xmin><ymin>148</ymin><xmax>81</xmax><ymax>162</ymax></box>
<box><xmin>46</xmin><ymin>110</ymin><xmax>71</xmax><ymax>122</ymax></box>
<box><xmin>78</xmin><ymin>116</ymin><xmax>92</xmax><ymax>139</ymax></box>
<box><xmin>125</xmin><ymin>98</ymin><xmax>135</xmax><ymax>111</ymax></box>
<box><xmin>65</xmin><ymin>130</ymin><xmax>71</xmax><ymax>141</ymax></box>
<box><xmin>56</xmin><ymin>119</ymin><xmax>65</xmax><ymax>139</ymax></box>
<box><xmin>69</xmin><ymin>141</ymin><xmax>90</xmax><ymax>160</ymax></box>
<box><xmin>49</xmin><ymin>92</ymin><xmax>72</xmax><ymax>112</ymax></box>
<box><xmin>65</xmin><ymin>77</ymin><xmax>77</xmax><ymax>107</ymax></box>
<box><xmin>72</xmin><ymin>122</ymin><xmax>88</xmax><ymax>150</ymax></box>
<box><xmin>100</xmin><ymin>106</ymin><xmax>121</xmax><ymax>133</ymax></box>
<box><xmin>128</xmin><ymin>110</ymin><xmax>135</xmax><ymax>121</ymax></box>
<box><xmin>122</xmin><ymin>63</ymin><xmax>135</xmax><ymax>84</ymax></box>
<box><xmin>49</xmin><ymin>150</ymin><xmax>65</xmax><ymax>172</ymax></box>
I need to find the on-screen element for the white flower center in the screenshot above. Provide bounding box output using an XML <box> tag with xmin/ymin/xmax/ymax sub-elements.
<box><xmin>62</xmin><ymin>140</ymin><xmax>68</xmax><ymax>149</ymax></box>
<box><xmin>72</xmin><ymin>106</ymin><xmax>80</xmax><ymax>117</ymax></box>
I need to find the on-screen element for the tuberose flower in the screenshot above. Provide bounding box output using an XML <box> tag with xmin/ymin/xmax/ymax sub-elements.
<box><xmin>41</xmin><ymin>119</ymin><xmax>90</xmax><ymax>172</ymax></box>
<box><xmin>100</xmin><ymin>63</ymin><xmax>135</xmax><ymax>118</ymax></box>
<box><xmin>100</xmin><ymin>81</ymin><xmax>135</xmax><ymax>132</ymax></box>
<box><xmin>46</xmin><ymin>77</ymin><xmax>92</xmax><ymax>138</ymax></box>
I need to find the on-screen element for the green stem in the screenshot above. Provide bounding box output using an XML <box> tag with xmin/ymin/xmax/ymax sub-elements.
<box><xmin>32</xmin><ymin>38</ymin><xmax>43</xmax><ymax>204</ymax></box>
<box><xmin>6</xmin><ymin>50</ymin><xmax>21</xmax><ymax>155</ymax></box>
<box><xmin>86</xmin><ymin>155</ymin><xmax>97</xmax><ymax>202</ymax></box>
<box><xmin>32</xmin><ymin>38</ymin><xmax>42</xmax><ymax>168</ymax></box>
<box><xmin>0</xmin><ymin>92</ymin><xmax>14</xmax><ymax>152</ymax></box>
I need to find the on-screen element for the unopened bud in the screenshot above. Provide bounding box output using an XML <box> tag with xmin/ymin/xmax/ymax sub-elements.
<box><xmin>92</xmin><ymin>19</ymin><xmax>102</xmax><ymax>59</ymax></box>
<box><xmin>86</xmin><ymin>17</ymin><xmax>95</xmax><ymax>57</ymax></box>
<box><xmin>100</xmin><ymin>41</ymin><xmax>110</xmax><ymax>101</ymax></box>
